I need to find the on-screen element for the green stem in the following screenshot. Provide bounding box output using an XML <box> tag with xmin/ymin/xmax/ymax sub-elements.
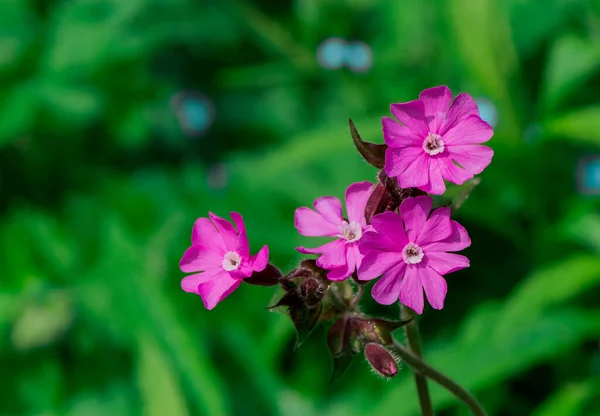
<box><xmin>402</xmin><ymin>305</ymin><xmax>435</xmax><ymax>416</ymax></box>
<box><xmin>392</xmin><ymin>340</ymin><xmax>488</xmax><ymax>416</ymax></box>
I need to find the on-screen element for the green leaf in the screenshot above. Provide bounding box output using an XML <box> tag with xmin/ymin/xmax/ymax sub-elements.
<box><xmin>531</xmin><ymin>378</ymin><xmax>600</xmax><ymax>416</ymax></box>
<box><xmin>542</xmin><ymin>34</ymin><xmax>600</xmax><ymax>112</ymax></box>
<box><xmin>541</xmin><ymin>106</ymin><xmax>600</xmax><ymax>145</ymax></box>
<box><xmin>66</xmin><ymin>383</ymin><xmax>135</xmax><ymax>416</ymax></box>
<box><xmin>559</xmin><ymin>204</ymin><xmax>600</xmax><ymax>253</ymax></box>
<box><xmin>11</xmin><ymin>290</ymin><xmax>73</xmax><ymax>350</ymax></box>
<box><xmin>36</xmin><ymin>78</ymin><xmax>103</xmax><ymax>126</ymax></box>
<box><xmin>137</xmin><ymin>332</ymin><xmax>189</xmax><ymax>416</ymax></box>
<box><xmin>0</xmin><ymin>82</ymin><xmax>37</xmax><ymax>146</ymax></box>
<box><xmin>447</xmin><ymin>0</ymin><xmax>521</xmax><ymax>138</ymax></box>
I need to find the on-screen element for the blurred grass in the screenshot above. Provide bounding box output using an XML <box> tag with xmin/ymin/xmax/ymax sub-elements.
<box><xmin>1</xmin><ymin>0</ymin><xmax>600</xmax><ymax>415</ymax></box>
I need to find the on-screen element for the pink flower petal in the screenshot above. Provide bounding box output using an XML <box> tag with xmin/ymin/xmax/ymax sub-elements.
<box><xmin>399</xmin><ymin>265</ymin><xmax>425</xmax><ymax>314</ymax></box>
<box><xmin>419</xmin><ymin>86</ymin><xmax>452</xmax><ymax>133</ymax></box>
<box><xmin>390</xmin><ymin>100</ymin><xmax>428</xmax><ymax>137</ymax></box>
<box><xmin>420</xmin><ymin>158</ymin><xmax>446</xmax><ymax>195</ymax></box>
<box><xmin>440</xmin><ymin>92</ymin><xmax>479</xmax><ymax>136</ymax></box>
<box><xmin>230</xmin><ymin>261</ymin><xmax>253</xmax><ymax>279</ymax></box>
<box><xmin>209</xmin><ymin>212</ymin><xmax>237</xmax><ymax>251</ymax></box>
<box><xmin>294</xmin><ymin>207</ymin><xmax>339</xmax><ymax>237</ymax></box>
<box><xmin>370</xmin><ymin>212</ymin><xmax>408</xmax><ymax>248</ymax></box>
<box><xmin>230</xmin><ymin>212</ymin><xmax>249</xmax><ymax>257</ymax></box>
<box><xmin>181</xmin><ymin>269</ymin><xmax>222</xmax><ymax>294</ymax></box>
<box><xmin>327</xmin><ymin>265</ymin><xmax>350</xmax><ymax>281</ymax></box>
<box><xmin>382</xmin><ymin>116</ymin><xmax>423</xmax><ymax>148</ymax></box>
<box><xmin>419</xmin><ymin>266</ymin><xmax>448</xmax><ymax>310</ymax></box>
<box><xmin>384</xmin><ymin>146</ymin><xmax>423</xmax><ymax>178</ymax></box>
<box><xmin>297</xmin><ymin>240</ymin><xmax>340</xmax><ymax>255</ymax></box>
<box><xmin>358</xmin><ymin>251</ymin><xmax>400</xmax><ymax>281</ymax></box>
<box><xmin>327</xmin><ymin>247</ymin><xmax>357</xmax><ymax>281</ymax></box>
<box><xmin>192</xmin><ymin>218</ymin><xmax>226</xmax><ymax>254</ymax></box>
<box><xmin>443</xmin><ymin>115</ymin><xmax>493</xmax><ymax>145</ymax></box>
<box><xmin>345</xmin><ymin>181</ymin><xmax>373</xmax><ymax>226</ymax></box>
<box><xmin>314</xmin><ymin>196</ymin><xmax>343</xmax><ymax>224</ymax></box>
<box><xmin>315</xmin><ymin>239</ymin><xmax>347</xmax><ymax>269</ymax></box>
<box><xmin>422</xmin><ymin>220</ymin><xmax>471</xmax><ymax>252</ymax></box>
<box><xmin>250</xmin><ymin>245</ymin><xmax>269</xmax><ymax>272</ymax></box>
<box><xmin>350</xmin><ymin>243</ymin><xmax>363</xmax><ymax>270</ymax></box>
<box><xmin>397</xmin><ymin>153</ymin><xmax>430</xmax><ymax>189</ymax></box>
<box><xmin>426</xmin><ymin>252</ymin><xmax>470</xmax><ymax>275</ymax></box>
<box><xmin>371</xmin><ymin>262</ymin><xmax>406</xmax><ymax>305</ymax></box>
<box><xmin>179</xmin><ymin>245</ymin><xmax>223</xmax><ymax>273</ymax></box>
<box><xmin>400</xmin><ymin>196</ymin><xmax>432</xmax><ymax>242</ymax></box>
<box><xmin>449</xmin><ymin>145</ymin><xmax>494</xmax><ymax>175</ymax></box>
<box><xmin>416</xmin><ymin>207</ymin><xmax>452</xmax><ymax>246</ymax></box>
<box><xmin>358</xmin><ymin>230</ymin><xmax>403</xmax><ymax>254</ymax></box>
<box><xmin>439</xmin><ymin>157</ymin><xmax>473</xmax><ymax>185</ymax></box>
<box><xmin>197</xmin><ymin>272</ymin><xmax>242</xmax><ymax>310</ymax></box>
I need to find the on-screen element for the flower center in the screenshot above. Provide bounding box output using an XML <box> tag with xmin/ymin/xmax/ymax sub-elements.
<box><xmin>423</xmin><ymin>133</ymin><xmax>445</xmax><ymax>156</ymax></box>
<box><xmin>338</xmin><ymin>220</ymin><xmax>362</xmax><ymax>243</ymax></box>
<box><xmin>402</xmin><ymin>242</ymin><xmax>424</xmax><ymax>265</ymax></box>
<box><xmin>222</xmin><ymin>251</ymin><xmax>242</xmax><ymax>271</ymax></box>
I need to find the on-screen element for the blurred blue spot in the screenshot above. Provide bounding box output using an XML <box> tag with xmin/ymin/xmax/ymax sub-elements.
<box><xmin>171</xmin><ymin>92</ymin><xmax>214</xmax><ymax>137</ymax></box>
<box><xmin>317</xmin><ymin>38</ymin><xmax>346</xmax><ymax>70</ymax></box>
<box><xmin>578</xmin><ymin>156</ymin><xmax>600</xmax><ymax>195</ymax></box>
<box><xmin>475</xmin><ymin>98</ymin><xmax>497</xmax><ymax>127</ymax></box>
<box><xmin>344</xmin><ymin>41</ymin><xmax>372</xmax><ymax>73</ymax></box>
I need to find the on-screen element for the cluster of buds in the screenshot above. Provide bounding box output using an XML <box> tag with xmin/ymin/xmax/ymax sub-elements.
<box><xmin>179</xmin><ymin>86</ymin><xmax>493</xmax><ymax>380</ymax></box>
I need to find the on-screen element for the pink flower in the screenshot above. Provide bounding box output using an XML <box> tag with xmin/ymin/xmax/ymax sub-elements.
<box><xmin>179</xmin><ymin>212</ymin><xmax>269</xmax><ymax>310</ymax></box>
<box><xmin>357</xmin><ymin>196</ymin><xmax>470</xmax><ymax>314</ymax></box>
<box><xmin>294</xmin><ymin>181</ymin><xmax>374</xmax><ymax>281</ymax></box>
<box><xmin>383</xmin><ymin>85</ymin><xmax>494</xmax><ymax>195</ymax></box>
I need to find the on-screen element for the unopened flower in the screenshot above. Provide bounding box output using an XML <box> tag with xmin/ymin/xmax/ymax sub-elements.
<box><xmin>294</xmin><ymin>181</ymin><xmax>373</xmax><ymax>280</ymax></box>
<box><xmin>383</xmin><ymin>85</ymin><xmax>494</xmax><ymax>194</ymax></box>
<box><xmin>179</xmin><ymin>212</ymin><xmax>268</xmax><ymax>310</ymax></box>
<box><xmin>358</xmin><ymin>196</ymin><xmax>470</xmax><ymax>314</ymax></box>
<box><xmin>364</xmin><ymin>343</ymin><xmax>399</xmax><ymax>379</ymax></box>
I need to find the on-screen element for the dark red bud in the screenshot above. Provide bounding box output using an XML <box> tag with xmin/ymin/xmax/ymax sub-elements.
<box><xmin>300</xmin><ymin>277</ymin><xmax>325</xmax><ymax>307</ymax></box>
<box><xmin>327</xmin><ymin>317</ymin><xmax>349</xmax><ymax>357</ymax></box>
<box><xmin>364</xmin><ymin>182</ymin><xmax>393</xmax><ymax>224</ymax></box>
<box><xmin>244</xmin><ymin>264</ymin><xmax>282</xmax><ymax>286</ymax></box>
<box><xmin>349</xmin><ymin>118</ymin><xmax>387</xmax><ymax>169</ymax></box>
<box><xmin>364</xmin><ymin>343</ymin><xmax>398</xmax><ymax>378</ymax></box>
<box><xmin>273</xmin><ymin>261</ymin><xmax>332</xmax><ymax>347</ymax></box>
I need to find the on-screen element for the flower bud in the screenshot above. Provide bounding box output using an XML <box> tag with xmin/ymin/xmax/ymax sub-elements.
<box><xmin>300</xmin><ymin>277</ymin><xmax>325</xmax><ymax>307</ymax></box>
<box><xmin>326</xmin><ymin>315</ymin><xmax>409</xmax><ymax>382</ymax></box>
<box><xmin>271</xmin><ymin>260</ymin><xmax>331</xmax><ymax>347</ymax></box>
<box><xmin>349</xmin><ymin>118</ymin><xmax>386</xmax><ymax>169</ymax></box>
<box><xmin>348</xmin><ymin>317</ymin><xmax>412</xmax><ymax>347</ymax></box>
<box><xmin>244</xmin><ymin>263</ymin><xmax>282</xmax><ymax>286</ymax></box>
<box><xmin>364</xmin><ymin>181</ymin><xmax>393</xmax><ymax>225</ymax></box>
<box><xmin>364</xmin><ymin>342</ymin><xmax>398</xmax><ymax>379</ymax></box>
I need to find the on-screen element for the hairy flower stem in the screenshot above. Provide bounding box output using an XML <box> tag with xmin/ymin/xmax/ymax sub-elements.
<box><xmin>392</xmin><ymin>340</ymin><xmax>488</xmax><ymax>416</ymax></box>
<box><xmin>401</xmin><ymin>305</ymin><xmax>435</xmax><ymax>416</ymax></box>
<box><xmin>349</xmin><ymin>284</ymin><xmax>364</xmax><ymax>310</ymax></box>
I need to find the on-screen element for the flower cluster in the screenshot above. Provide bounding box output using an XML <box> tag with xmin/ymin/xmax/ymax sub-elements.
<box><xmin>179</xmin><ymin>86</ymin><xmax>493</xmax><ymax>378</ymax></box>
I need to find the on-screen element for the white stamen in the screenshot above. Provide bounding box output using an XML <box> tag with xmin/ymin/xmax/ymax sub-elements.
<box><xmin>423</xmin><ymin>133</ymin><xmax>445</xmax><ymax>156</ymax></box>
<box><xmin>402</xmin><ymin>242</ymin><xmax>424</xmax><ymax>265</ymax></box>
<box><xmin>338</xmin><ymin>220</ymin><xmax>363</xmax><ymax>243</ymax></box>
<box><xmin>222</xmin><ymin>251</ymin><xmax>241</xmax><ymax>271</ymax></box>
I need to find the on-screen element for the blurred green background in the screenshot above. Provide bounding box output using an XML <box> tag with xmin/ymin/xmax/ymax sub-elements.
<box><xmin>2</xmin><ymin>0</ymin><xmax>600</xmax><ymax>415</ymax></box>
